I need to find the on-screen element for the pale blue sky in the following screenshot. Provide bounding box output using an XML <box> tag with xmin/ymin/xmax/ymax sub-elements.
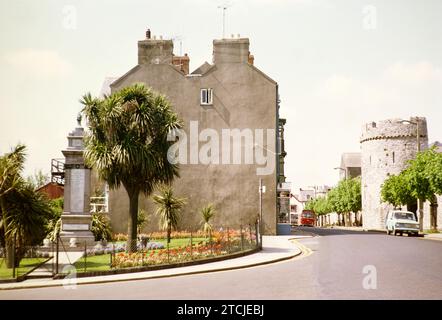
<box><xmin>1</xmin><ymin>0</ymin><xmax>442</xmax><ymax>191</ymax></box>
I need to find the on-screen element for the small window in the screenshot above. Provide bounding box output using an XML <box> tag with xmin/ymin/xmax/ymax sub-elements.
<box><xmin>392</xmin><ymin>152</ymin><xmax>395</xmax><ymax>164</ymax></box>
<box><xmin>200</xmin><ymin>88</ymin><xmax>213</xmax><ymax>105</ymax></box>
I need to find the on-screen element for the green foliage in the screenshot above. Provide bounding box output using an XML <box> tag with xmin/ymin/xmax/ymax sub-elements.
<box><xmin>137</xmin><ymin>209</ymin><xmax>149</xmax><ymax>234</ymax></box>
<box><xmin>46</xmin><ymin>197</ymin><xmax>64</xmax><ymax>242</ymax></box>
<box><xmin>153</xmin><ymin>186</ymin><xmax>186</xmax><ymax>243</ymax></box>
<box><xmin>381</xmin><ymin>173</ymin><xmax>415</xmax><ymax>208</ymax></box>
<box><xmin>326</xmin><ymin>178</ymin><xmax>362</xmax><ymax>214</ymax></box>
<box><xmin>81</xmin><ymin>83</ymin><xmax>182</xmax><ymax>193</ymax></box>
<box><xmin>426</xmin><ymin>149</ymin><xmax>442</xmax><ymax>194</ymax></box>
<box><xmin>407</xmin><ymin>147</ymin><xmax>442</xmax><ymax>200</ymax></box>
<box><xmin>81</xmin><ymin>83</ymin><xmax>183</xmax><ymax>248</ymax></box>
<box><xmin>26</xmin><ymin>170</ymin><xmax>50</xmax><ymax>190</ymax></box>
<box><xmin>91</xmin><ymin>213</ymin><xmax>113</xmax><ymax>241</ymax></box>
<box><xmin>200</xmin><ymin>203</ymin><xmax>216</xmax><ymax>236</ymax></box>
<box><xmin>382</xmin><ymin>147</ymin><xmax>442</xmax><ymax>205</ymax></box>
<box><xmin>0</xmin><ymin>145</ymin><xmax>56</xmax><ymax>267</ymax></box>
<box><xmin>0</xmin><ymin>144</ymin><xmax>26</xmax><ymax>199</ymax></box>
<box><xmin>2</xmin><ymin>181</ymin><xmax>53</xmax><ymax>246</ymax></box>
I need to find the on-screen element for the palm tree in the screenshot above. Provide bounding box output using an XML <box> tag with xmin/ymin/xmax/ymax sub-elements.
<box><xmin>0</xmin><ymin>144</ymin><xmax>26</xmax><ymax>268</ymax></box>
<box><xmin>200</xmin><ymin>203</ymin><xmax>216</xmax><ymax>242</ymax></box>
<box><xmin>81</xmin><ymin>84</ymin><xmax>182</xmax><ymax>251</ymax></box>
<box><xmin>0</xmin><ymin>145</ymin><xmax>53</xmax><ymax>267</ymax></box>
<box><xmin>0</xmin><ymin>144</ymin><xmax>25</xmax><ymax>199</ymax></box>
<box><xmin>152</xmin><ymin>186</ymin><xmax>186</xmax><ymax>244</ymax></box>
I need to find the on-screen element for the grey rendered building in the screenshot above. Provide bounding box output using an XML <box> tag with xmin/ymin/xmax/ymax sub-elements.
<box><xmin>104</xmin><ymin>31</ymin><xmax>286</xmax><ymax>235</ymax></box>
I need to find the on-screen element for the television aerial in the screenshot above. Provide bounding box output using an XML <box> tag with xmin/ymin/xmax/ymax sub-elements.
<box><xmin>217</xmin><ymin>2</ymin><xmax>233</xmax><ymax>39</ymax></box>
<box><xmin>171</xmin><ymin>35</ymin><xmax>184</xmax><ymax>56</ymax></box>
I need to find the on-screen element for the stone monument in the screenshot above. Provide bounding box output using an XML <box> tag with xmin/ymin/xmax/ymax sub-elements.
<box><xmin>59</xmin><ymin>113</ymin><xmax>95</xmax><ymax>248</ymax></box>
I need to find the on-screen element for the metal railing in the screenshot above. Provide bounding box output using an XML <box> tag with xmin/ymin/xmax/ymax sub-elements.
<box><xmin>68</xmin><ymin>223</ymin><xmax>259</xmax><ymax>275</ymax></box>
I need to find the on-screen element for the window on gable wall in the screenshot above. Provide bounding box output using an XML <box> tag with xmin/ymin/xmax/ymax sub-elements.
<box><xmin>200</xmin><ymin>88</ymin><xmax>213</xmax><ymax>105</ymax></box>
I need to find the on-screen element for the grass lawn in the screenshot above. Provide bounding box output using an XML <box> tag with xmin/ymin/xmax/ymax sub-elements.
<box><xmin>424</xmin><ymin>229</ymin><xmax>440</xmax><ymax>234</ymax></box>
<box><xmin>156</xmin><ymin>237</ymin><xmax>207</xmax><ymax>248</ymax></box>
<box><xmin>74</xmin><ymin>254</ymin><xmax>111</xmax><ymax>272</ymax></box>
<box><xmin>74</xmin><ymin>237</ymin><xmax>208</xmax><ymax>273</ymax></box>
<box><xmin>0</xmin><ymin>257</ymin><xmax>47</xmax><ymax>279</ymax></box>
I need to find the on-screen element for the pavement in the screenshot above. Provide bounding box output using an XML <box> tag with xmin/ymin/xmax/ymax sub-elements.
<box><xmin>0</xmin><ymin>233</ymin><xmax>310</xmax><ymax>290</ymax></box>
<box><xmin>28</xmin><ymin>251</ymin><xmax>84</xmax><ymax>278</ymax></box>
<box><xmin>326</xmin><ymin>225</ymin><xmax>442</xmax><ymax>240</ymax></box>
<box><xmin>2</xmin><ymin>226</ymin><xmax>441</xmax><ymax>299</ymax></box>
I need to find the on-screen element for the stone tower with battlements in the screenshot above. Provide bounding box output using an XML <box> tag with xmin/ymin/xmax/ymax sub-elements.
<box><xmin>360</xmin><ymin>117</ymin><xmax>428</xmax><ymax>229</ymax></box>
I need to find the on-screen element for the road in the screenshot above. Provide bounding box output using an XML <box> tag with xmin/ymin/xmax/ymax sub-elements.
<box><xmin>1</xmin><ymin>227</ymin><xmax>441</xmax><ymax>299</ymax></box>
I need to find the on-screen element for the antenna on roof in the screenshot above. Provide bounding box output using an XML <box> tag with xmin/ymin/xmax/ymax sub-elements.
<box><xmin>217</xmin><ymin>2</ymin><xmax>233</xmax><ymax>39</ymax></box>
<box><xmin>171</xmin><ymin>35</ymin><xmax>184</xmax><ymax>56</ymax></box>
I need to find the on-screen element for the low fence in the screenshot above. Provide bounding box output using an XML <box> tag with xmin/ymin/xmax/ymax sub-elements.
<box><xmin>69</xmin><ymin>223</ymin><xmax>259</xmax><ymax>276</ymax></box>
<box><xmin>1</xmin><ymin>223</ymin><xmax>260</xmax><ymax>281</ymax></box>
<box><xmin>0</xmin><ymin>241</ymin><xmax>54</xmax><ymax>281</ymax></box>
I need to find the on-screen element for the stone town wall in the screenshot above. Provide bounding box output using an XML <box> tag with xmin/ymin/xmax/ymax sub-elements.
<box><xmin>360</xmin><ymin>117</ymin><xmax>428</xmax><ymax>229</ymax></box>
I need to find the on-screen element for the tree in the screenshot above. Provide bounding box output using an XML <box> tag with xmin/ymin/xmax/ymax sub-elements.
<box><xmin>327</xmin><ymin>187</ymin><xmax>344</xmax><ymax>226</ymax></box>
<box><xmin>405</xmin><ymin>148</ymin><xmax>442</xmax><ymax>231</ymax></box>
<box><xmin>0</xmin><ymin>145</ymin><xmax>53</xmax><ymax>267</ymax></box>
<box><xmin>381</xmin><ymin>173</ymin><xmax>416</xmax><ymax>209</ymax></box>
<box><xmin>326</xmin><ymin>178</ymin><xmax>361</xmax><ymax>226</ymax></box>
<box><xmin>26</xmin><ymin>170</ymin><xmax>50</xmax><ymax>189</ymax></box>
<box><xmin>381</xmin><ymin>147</ymin><xmax>442</xmax><ymax>231</ymax></box>
<box><xmin>200</xmin><ymin>203</ymin><xmax>216</xmax><ymax>241</ymax></box>
<box><xmin>153</xmin><ymin>186</ymin><xmax>186</xmax><ymax>244</ymax></box>
<box><xmin>81</xmin><ymin>83</ymin><xmax>182</xmax><ymax>251</ymax></box>
<box><xmin>426</xmin><ymin>149</ymin><xmax>442</xmax><ymax>230</ymax></box>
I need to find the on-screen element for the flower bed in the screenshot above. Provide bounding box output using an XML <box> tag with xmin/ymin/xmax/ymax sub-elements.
<box><xmin>85</xmin><ymin>241</ymin><xmax>165</xmax><ymax>257</ymax></box>
<box><xmin>74</xmin><ymin>228</ymin><xmax>258</xmax><ymax>271</ymax></box>
<box><xmin>111</xmin><ymin>242</ymin><xmax>230</xmax><ymax>268</ymax></box>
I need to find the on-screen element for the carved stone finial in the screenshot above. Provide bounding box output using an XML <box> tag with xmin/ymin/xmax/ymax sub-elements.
<box><xmin>77</xmin><ymin>112</ymin><xmax>82</xmax><ymax>127</ymax></box>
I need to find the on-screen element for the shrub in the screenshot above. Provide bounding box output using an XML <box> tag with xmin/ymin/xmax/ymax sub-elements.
<box><xmin>91</xmin><ymin>213</ymin><xmax>113</xmax><ymax>241</ymax></box>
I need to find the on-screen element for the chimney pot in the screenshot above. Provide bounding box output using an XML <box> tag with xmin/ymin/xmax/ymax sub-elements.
<box><xmin>146</xmin><ymin>28</ymin><xmax>151</xmax><ymax>39</ymax></box>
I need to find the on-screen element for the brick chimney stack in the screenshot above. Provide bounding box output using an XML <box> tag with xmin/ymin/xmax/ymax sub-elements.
<box><xmin>172</xmin><ymin>53</ymin><xmax>190</xmax><ymax>75</ymax></box>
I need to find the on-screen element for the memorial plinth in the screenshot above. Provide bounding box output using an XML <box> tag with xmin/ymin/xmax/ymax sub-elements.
<box><xmin>59</xmin><ymin>121</ymin><xmax>95</xmax><ymax>249</ymax></box>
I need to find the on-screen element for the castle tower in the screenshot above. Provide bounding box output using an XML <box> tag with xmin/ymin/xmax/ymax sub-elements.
<box><xmin>360</xmin><ymin>117</ymin><xmax>428</xmax><ymax>230</ymax></box>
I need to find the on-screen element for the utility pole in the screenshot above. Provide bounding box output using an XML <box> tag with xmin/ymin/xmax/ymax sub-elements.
<box><xmin>416</xmin><ymin>120</ymin><xmax>424</xmax><ymax>232</ymax></box>
<box><xmin>259</xmin><ymin>178</ymin><xmax>263</xmax><ymax>249</ymax></box>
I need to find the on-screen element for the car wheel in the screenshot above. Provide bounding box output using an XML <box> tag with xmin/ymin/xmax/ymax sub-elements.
<box><xmin>399</xmin><ymin>231</ymin><xmax>403</xmax><ymax>236</ymax></box>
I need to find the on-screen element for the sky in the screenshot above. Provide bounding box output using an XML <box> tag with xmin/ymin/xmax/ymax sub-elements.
<box><xmin>1</xmin><ymin>0</ymin><xmax>442</xmax><ymax>192</ymax></box>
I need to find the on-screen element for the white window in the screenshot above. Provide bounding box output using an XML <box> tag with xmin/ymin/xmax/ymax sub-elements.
<box><xmin>200</xmin><ymin>88</ymin><xmax>213</xmax><ymax>105</ymax></box>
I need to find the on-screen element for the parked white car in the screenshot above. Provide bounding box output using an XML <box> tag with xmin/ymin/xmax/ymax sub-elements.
<box><xmin>385</xmin><ymin>210</ymin><xmax>420</xmax><ymax>236</ymax></box>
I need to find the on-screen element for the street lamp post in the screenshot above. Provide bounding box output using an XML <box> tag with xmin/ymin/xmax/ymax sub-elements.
<box><xmin>397</xmin><ymin>119</ymin><xmax>423</xmax><ymax>232</ymax></box>
<box><xmin>259</xmin><ymin>179</ymin><xmax>262</xmax><ymax>248</ymax></box>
